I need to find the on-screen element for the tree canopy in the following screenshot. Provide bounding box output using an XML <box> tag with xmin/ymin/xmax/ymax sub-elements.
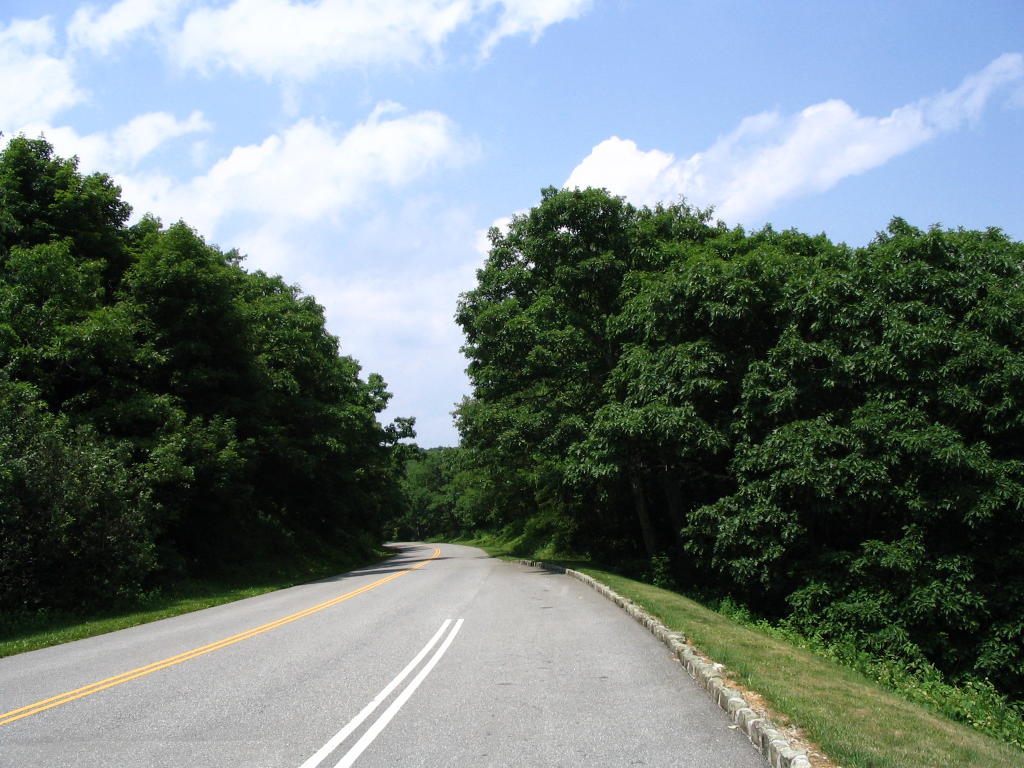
<box><xmin>422</xmin><ymin>186</ymin><xmax>1024</xmax><ymax>699</ymax></box>
<box><xmin>0</xmin><ymin>136</ymin><xmax>409</xmax><ymax>611</ymax></box>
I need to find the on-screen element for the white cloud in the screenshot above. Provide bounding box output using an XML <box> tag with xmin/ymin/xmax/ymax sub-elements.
<box><xmin>16</xmin><ymin>111</ymin><xmax>211</xmax><ymax>177</ymax></box>
<box><xmin>175</xmin><ymin>0</ymin><xmax>469</xmax><ymax>80</ymax></box>
<box><xmin>474</xmin><ymin>211</ymin><xmax>521</xmax><ymax>256</ymax></box>
<box><xmin>119</xmin><ymin>103</ymin><xmax>474</xmax><ymax>238</ymax></box>
<box><xmin>924</xmin><ymin>52</ymin><xmax>1024</xmax><ymax>130</ymax></box>
<box><xmin>68</xmin><ymin>0</ymin><xmax>186</xmax><ymax>54</ymax></box>
<box><xmin>712</xmin><ymin>100</ymin><xmax>930</xmax><ymax>222</ymax></box>
<box><xmin>18</xmin><ymin>0</ymin><xmax>591</xmax><ymax>89</ymax></box>
<box><xmin>564</xmin><ymin>137</ymin><xmax>679</xmax><ymax>208</ymax></box>
<box><xmin>110</xmin><ymin>110</ymin><xmax>211</xmax><ymax>166</ymax></box>
<box><xmin>0</xmin><ymin>14</ymin><xmax>209</xmax><ymax>164</ymax></box>
<box><xmin>0</xmin><ymin>18</ymin><xmax>83</xmax><ymax>129</ymax></box>
<box><xmin>171</xmin><ymin>0</ymin><xmax>590</xmax><ymax>81</ymax></box>
<box><xmin>112</xmin><ymin>106</ymin><xmax>478</xmax><ymax>446</ymax></box>
<box><xmin>565</xmin><ymin>53</ymin><xmax>1024</xmax><ymax>223</ymax></box>
<box><xmin>229</xmin><ymin>200</ymin><xmax>482</xmax><ymax>446</ymax></box>
<box><xmin>307</xmin><ymin>257</ymin><xmax>478</xmax><ymax>447</ymax></box>
<box><xmin>316</xmin><ymin>266</ymin><xmax>473</xmax><ymax>366</ymax></box>
<box><xmin>480</xmin><ymin>0</ymin><xmax>591</xmax><ymax>57</ymax></box>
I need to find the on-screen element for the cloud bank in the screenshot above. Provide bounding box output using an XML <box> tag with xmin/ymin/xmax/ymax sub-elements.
<box><xmin>68</xmin><ymin>0</ymin><xmax>186</xmax><ymax>53</ymax></box>
<box><xmin>565</xmin><ymin>53</ymin><xmax>1024</xmax><ymax>223</ymax></box>
<box><xmin>0</xmin><ymin>18</ymin><xmax>82</xmax><ymax>128</ymax></box>
<box><xmin>63</xmin><ymin>0</ymin><xmax>590</xmax><ymax>80</ymax></box>
<box><xmin>27</xmin><ymin>111</ymin><xmax>211</xmax><ymax>172</ymax></box>
<box><xmin>118</xmin><ymin>103</ymin><xmax>474</xmax><ymax>248</ymax></box>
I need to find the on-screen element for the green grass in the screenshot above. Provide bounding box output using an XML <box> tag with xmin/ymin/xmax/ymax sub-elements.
<box><xmin>450</xmin><ymin>533</ymin><xmax>1024</xmax><ymax>768</ymax></box>
<box><xmin>0</xmin><ymin>547</ymin><xmax>392</xmax><ymax>658</ymax></box>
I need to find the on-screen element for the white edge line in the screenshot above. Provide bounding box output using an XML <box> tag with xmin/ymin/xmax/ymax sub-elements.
<box><xmin>332</xmin><ymin>618</ymin><xmax>465</xmax><ymax>768</ymax></box>
<box><xmin>298</xmin><ymin>619</ymin><xmax>453</xmax><ymax>768</ymax></box>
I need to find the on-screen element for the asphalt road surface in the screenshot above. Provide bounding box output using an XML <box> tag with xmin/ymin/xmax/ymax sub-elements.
<box><xmin>0</xmin><ymin>542</ymin><xmax>765</xmax><ymax>767</ymax></box>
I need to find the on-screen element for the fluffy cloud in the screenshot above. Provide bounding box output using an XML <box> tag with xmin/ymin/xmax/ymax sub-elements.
<box><xmin>233</xmin><ymin>200</ymin><xmax>482</xmax><ymax>446</ymax></box>
<box><xmin>14</xmin><ymin>0</ymin><xmax>590</xmax><ymax>89</ymax></box>
<box><xmin>68</xmin><ymin>0</ymin><xmax>186</xmax><ymax>53</ymax></box>
<box><xmin>480</xmin><ymin>0</ymin><xmax>592</xmax><ymax>56</ymax></box>
<box><xmin>924</xmin><ymin>52</ymin><xmax>1024</xmax><ymax>129</ymax></box>
<box><xmin>111</xmin><ymin>111</ymin><xmax>211</xmax><ymax>166</ymax></box>
<box><xmin>564</xmin><ymin>137</ymin><xmax>681</xmax><ymax>208</ymax></box>
<box><xmin>169</xmin><ymin>0</ymin><xmax>589</xmax><ymax>80</ymax></box>
<box><xmin>473</xmin><ymin>211</ymin><xmax>523</xmax><ymax>257</ymax></box>
<box><xmin>565</xmin><ymin>53</ymin><xmax>1024</xmax><ymax>223</ymax></box>
<box><xmin>173</xmin><ymin>0</ymin><xmax>469</xmax><ymax>79</ymax></box>
<box><xmin>709</xmin><ymin>100</ymin><xmax>931</xmax><ymax>222</ymax></box>
<box><xmin>43</xmin><ymin>102</ymin><xmax>477</xmax><ymax>444</ymax></box>
<box><xmin>1</xmin><ymin>14</ymin><xmax>208</xmax><ymax>164</ymax></box>
<box><xmin>119</xmin><ymin>103</ymin><xmax>474</xmax><ymax>239</ymax></box>
<box><xmin>306</xmin><ymin>251</ymin><xmax>479</xmax><ymax>446</ymax></box>
<box><xmin>0</xmin><ymin>18</ymin><xmax>83</xmax><ymax>129</ymax></box>
<box><xmin>29</xmin><ymin>111</ymin><xmax>211</xmax><ymax>173</ymax></box>
<box><xmin>317</xmin><ymin>274</ymin><xmax>470</xmax><ymax>445</ymax></box>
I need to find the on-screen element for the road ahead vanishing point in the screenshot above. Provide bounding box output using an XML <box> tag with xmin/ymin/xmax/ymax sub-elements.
<box><xmin>0</xmin><ymin>543</ymin><xmax>765</xmax><ymax>767</ymax></box>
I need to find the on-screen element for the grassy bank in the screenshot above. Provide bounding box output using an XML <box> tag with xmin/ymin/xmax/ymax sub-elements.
<box><xmin>0</xmin><ymin>546</ymin><xmax>390</xmax><ymax>658</ymax></box>
<box><xmin>451</xmin><ymin>533</ymin><xmax>1024</xmax><ymax>768</ymax></box>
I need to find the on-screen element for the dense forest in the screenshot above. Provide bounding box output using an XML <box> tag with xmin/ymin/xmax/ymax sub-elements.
<box><xmin>0</xmin><ymin>137</ymin><xmax>411</xmax><ymax>613</ymax></box>
<box><xmin>393</xmin><ymin>187</ymin><xmax>1024</xmax><ymax>704</ymax></box>
<box><xmin>4</xmin><ymin>135</ymin><xmax>1022</xmax><ymax>712</ymax></box>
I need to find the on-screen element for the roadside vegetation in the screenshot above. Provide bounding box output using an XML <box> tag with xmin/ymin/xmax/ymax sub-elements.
<box><xmin>455</xmin><ymin>532</ymin><xmax>1024</xmax><ymax>768</ymax></box>
<box><xmin>391</xmin><ymin>186</ymin><xmax>1024</xmax><ymax>758</ymax></box>
<box><xmin>0</xmin><ymin>545</ymin><xmax>390</xmax><ymax>658</ymax></box>
<box><xmin>3</xmin><ymin>134</ymin><xmax>1022</xmax><ymax>764</ymax></box>
<box><xmin>0</xmin><ymin>137</ymin><xmax>412</xmax><ymax>629</ymax></box>
<box><xmin>592</xmin><ymin>566</ymin><xmax>1024</xmax><ymax>768</ymax></box>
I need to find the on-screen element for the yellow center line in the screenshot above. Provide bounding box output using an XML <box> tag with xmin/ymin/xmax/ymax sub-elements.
<box><xmin>0</xmin><ymin>546</ymin><xmax>442</xmax><ymax>727</ymax></box>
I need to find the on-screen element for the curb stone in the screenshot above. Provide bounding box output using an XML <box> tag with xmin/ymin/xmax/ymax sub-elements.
<box><xmin>516</xmin><ymin>559</ymin><xmax>814</xmax><ymax>768</ymax></box>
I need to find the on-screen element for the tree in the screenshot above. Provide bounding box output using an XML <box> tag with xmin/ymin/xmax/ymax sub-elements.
<box><xmin>0</xmin><ymin>136</ymin><xmax>410</xmax><ymax>609</ymax></box>
<box><xmin>458</xmin><ymin>187</ymin><xmax>732</xmax><ymax>559</ymax></box>
<box><xmin>0</xmin><ymin>378</ymin><xmax>155</xmax><ymax>611</ymax></box>
<box><xmin>0</xmin><ymin>136</ymin><xmax>130</xmax><ymax>291</ymax></box>
<box><xmin>687</xmin><ymin>220</ymin><xmax>1024</xmax><ymax>691</ymax></box>
<box><xmin>460</xmin><ymin>187</ymin><xmax>1024</xmax><ymax>698</ymax></box>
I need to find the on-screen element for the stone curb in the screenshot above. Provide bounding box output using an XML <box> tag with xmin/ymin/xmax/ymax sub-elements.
<box><xmin>516</xmin><ymin>559</ymin><xmax>812</xmax><ymax>768</ymax></box>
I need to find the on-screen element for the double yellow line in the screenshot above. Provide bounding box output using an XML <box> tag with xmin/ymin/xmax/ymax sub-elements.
<box><xmin>0</xmin><ymin>547</ymin><xmax>441</xmax><ymax>727</ymax></box>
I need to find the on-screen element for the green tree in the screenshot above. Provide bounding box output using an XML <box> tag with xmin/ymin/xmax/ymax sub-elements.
<box><xmin>688</xmin><ymin>220</ymin><xmax>1024</xmax><ymax>692</ymax></box>
<box><xmin>459</xmin><ymin>187</ymin><xmax>762</xmax><ymax>561</ymax></box>
<box><xmin>0</xmin><ymin>136</ymin><xmax>131</xmax><ymax>292</ymax></box>
<box><xmin>0</xmin><ymin>136</ymin><xmax>410</xmax><ymax>609</ymax></box>
<box><xmin>0</xmin><ymin>378</ymin><xmax>155</xmax><ymax>611</ymax></box>
<box><xmin>460</xmin><ymin>188</ymin><xmax>1024</xmax><ymax>699</ymax></box>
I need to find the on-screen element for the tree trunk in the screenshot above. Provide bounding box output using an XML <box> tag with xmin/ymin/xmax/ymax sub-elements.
<box><xmin>660</xmin><ymin>466</ymin><xmax>687</xmax><ymax>551</ymax></box>
<box><xmin>629</xmin><ymin>470</ymin><xmax>658</xmax><ymax>558</ymax></box>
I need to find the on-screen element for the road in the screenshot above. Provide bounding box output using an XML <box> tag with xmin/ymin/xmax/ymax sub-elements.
<box><xmin>0</xmin><ymin>542</ymin><xmax>765</xmax><ymax>767</ymax></box>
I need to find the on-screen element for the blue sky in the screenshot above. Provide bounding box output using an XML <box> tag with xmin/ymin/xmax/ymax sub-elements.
<box><xmin>2</xmin><ymin>1</ymin><xmax>1022</xmax><ymax>446</ymax></box>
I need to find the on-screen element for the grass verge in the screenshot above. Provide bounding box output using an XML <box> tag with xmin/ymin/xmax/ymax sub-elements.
<box><xmin>0</xmin><ymin>546</ymin><xmax>391</xmax><ymax>659</ymax></box>
<box><xmin>450</xmin><ymin>533</ymin><xmax>1023</xmax><ymax>768</ymax></box>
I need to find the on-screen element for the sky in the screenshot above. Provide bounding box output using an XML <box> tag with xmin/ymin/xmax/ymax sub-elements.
<box><xmin>2</xmin><ymin>1</ymin><xmax>1022</xmax><ymax>446</ymax></box>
